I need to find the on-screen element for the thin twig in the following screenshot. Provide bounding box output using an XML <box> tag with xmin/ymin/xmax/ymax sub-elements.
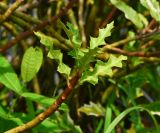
<box><xmin>113</xmin><ymin>64</ymin><xmax>144</xmax><ymax>79</ymax></box>
<box><xmin>10</xmin><ymin>15</ymin><xmax>31</xmax><ymax>28</ymax></box>
<box><xmin>0</xmin><ymin>2</ymin><xmax>73</xmax><ymax>50</ymax></box>
<box><xmin>18</xmin><ymin>0</ymin><xmax>38</xmax><ymax>12</ymax></box>
<box><xmin>0</xmin><ymin>0</ymin><xmax>76</xmax><ymax>53</ymax></box>
<box><xmin>78</xmin><ymin>0</ymin><xmax>87</xmax><ymax>47</ymax></box>
<box><xmin>141</xmin><ymin>40</ymin><xmax>155</xmax><ymax>49</ymax></box>
<box><xmin>109</xmin><ymin>37</ymin><xmax>137</xmax><ymax>47</ymax></box>
<box><xmin>0</xmin><ymin>2</ymin><xmax>41</xmax><ymax>24</ymax></box>
<box><xmin>105</xmin><ymin>29</ymin><xmax>160</xmax><ymax>48</ymax></box>
<box><xmin>99</xmin><ymin>7</ymin><xmax>117</xmax><ymax>28</ymax></box>
<box><xmin>3</xmin><ymin>22</ymin><xmax>18</xmax><ymax>36</ymax></box>
<box><xmin>32</xmin><ymin>76</ymin><xmax>41</xmax><ymax>94</ymax></box>
<box><xmin>68</xmin><ymin>9</ymin><xmax>78</xmax><ymax>28</ymax></box>
<box><xmin>144</xmin><ymin>19</ymin><xmax>157</xmax><ymax>33</ymax></box>
<box><xmin>0</xmin><ymin>0</ymin><xmax>24</xmax><ymax>23</ymax></box>
<box><xmin>104</xmin><ymin>46</ymin><xmax>160</xmax><ymax>57</ymax></box>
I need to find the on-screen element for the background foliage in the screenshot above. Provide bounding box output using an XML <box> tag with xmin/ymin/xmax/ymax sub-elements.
<box><xmin>0</xmin><ymin>0</ymin><xmax>160</xmax><ymax>133</ymax></box>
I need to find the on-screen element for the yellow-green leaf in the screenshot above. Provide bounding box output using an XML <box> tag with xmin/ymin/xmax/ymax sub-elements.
<box><xmin>110</xmin><ymin>0</ymin><xmax>145</xmax><ymax>29</ymax></box>
<box><xmin>21</xmin><ymin>47</ymin><xmax>43</xmax><ymax>82</ymax></box>
<box><xmin>80</xmin><ymin>55</ymin><xmax>127</xmax><ymax>85</ymax></box>
<box><xmin>140</xmin><ymin>0</ymin><xmax>160</xmax><ymax>22</ymax></box>
<box><xmin>90</xmin><ymin>21</ymin><xmax>114</xmax><ymax>49</ymax></box>
<box><xmin>78</xmin><ymin>102</ymin><xmax>105</xmax><ymax>117</ymax></box>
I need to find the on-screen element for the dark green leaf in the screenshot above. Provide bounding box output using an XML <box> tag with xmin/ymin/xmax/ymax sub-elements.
<box><xmin>0</xmin><ymin>55</ymin><xmax>24</xmax><ymax>94</ymax></box>
<box><xmin>22</xmin><ymin>92</ymin><xmax>68</xmax><ymax>111</ymax></box>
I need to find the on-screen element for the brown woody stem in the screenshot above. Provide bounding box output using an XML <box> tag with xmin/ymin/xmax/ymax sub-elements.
<box><xmin>5</xmin><ymin>71</ymin><xmax>81</xmax><ymax>133</ymax></box>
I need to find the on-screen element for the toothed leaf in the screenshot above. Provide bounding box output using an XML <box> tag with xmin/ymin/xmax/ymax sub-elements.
<box><xmin>80</xmin><ymin>55</ymin><xmax>127</xmax><ymax>85</ymax></box>
<box><xmin>57</xmin><ymin>63</ymin><xmax>71</xmax><ymax>79</ymax></box>
<box><xmin>67</xmin><ymin>22</ymin><xmax>82</xmax><ymax>48</ymax></box>
<box><xmin>90</xmin><ymin>21</ymin><xmax>114</xmax><ymax>49</ymax></box>
<box><xmin>34</xmin><ymin>32</ymin><xmax>54</xmax><ymax>48</ymax></box>
<box><xmin>48</xmin><ymin>49</ymin><xmax>63</xmax><ymax>63</ymax></box>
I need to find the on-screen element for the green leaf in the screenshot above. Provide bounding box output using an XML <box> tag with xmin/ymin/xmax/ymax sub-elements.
<box><xmin>104</xmin><ymin>107</ymin><xmax>112</xmax><ymax>132</ymax></box>
<box><xmin>90</xmin><ymin>21</ymin><xmax>114</xmax><ymax>49</ymax></box>
<box><xmin>0</xmin><ymin>55</ymin><xmax>24</xmax><ymax>94</ymax></box>
<box><xmin>21</xmin><ymin>47</ymin><xmax>43</xmax><ymax>82</ymax></box>
<box><xmin>22</xmin><ymin>92</ymin><xmax>68</xmax><ymax>111</ymax></box>
<box><xmin>147</xmin><ymin>31</ymin><xmax>160</xmax><ymax>40</ymax></box>
<box><xmin>35</xmin><ymin>32</ymin><xmax>71</xmax><ymax>79</ymax></box>
<box><xmin>58</xmin><ymin>19</ymin><xmax>73</xmax><ymax>40</ymax></box>
<box><xmin>34</xmin><ymin>31</ymin><xmax>69</xmax><ymax>50</ymax></box>
<box><xmin>58</xmin><ymin>20</ymin><xmax>82</xmax><ymax>48</ymax></box>
<box><xmin>48</xmin><ymin>49</ymin><xmax>62</xmax><ymax>63</ymax></box>
<box><xmin>67</xmin><ymin>22</ymin><xmax>82</xmax><ymax>48</ymax></box>
<box><xmin>128</xmin><ymin>31</ymin><xmax>136</xmax><ymax>47</ymax></box>
<box><xmin>110</xmin><ymin>0</ymin><xmax>145</xmax><ymax>29</ymax></box>
<box><xmin>143</xmin><ymin>101</ymin><xmax>160</xmax><ymax>112</ymax></box>
<box><xmin>0</xmin><ymin>104</ymin><xmax>6</xmax><ymax>116</ymax></box>
<box><xmin>58</xmin><ymin>19</ymin><xmax>82</xmax><ymax>49</ymax></box>
<box><xmin>78</xmin><ymin>102</ymin><xmax>105</xmax><ymax>117</ymax></box>
<box><xmin>78</xmin><ymin>49</ymin><xmax>97</xmax><ymax>70</ymax></box>
<box><xmin>48</xmin><ymin>49</ymin><xmax>71</xmax><ymax>79</ymax></box>
<box><xmin>80</xmin><ymin>55</ymin><xmax>127</xmax><ymax>85</ymax></box>
<box><xmin>57</xmin><ymin>63</ymin><xmax>71</xmax><ymax>79</ymax></box>
<box><xmin>68</xmin><ymin>48</ymin><xmax>88</xmax><ymax>59</ymax></box>
<box><xmin>34</xmin><ymin>32</ymin><xmax>54</xmax><ymax>48</ymax></box>
<box><xmin>104</xmin><ymin>106</ymin><xmax>157</xmax><ymax>133</ymax></box>
<box><xmin>44</xmin><ymin>112</ymin><xmax>82</xmax><ymax>133</ymax></box>
<box><xmin>140</xmin><ymin>0</ymin><xmax>160</xmax><ymax>22</ymax></box>
<box><xmin>0</xmin><ymin>115</ymin><xmax>24</xmax><ymax>132</ymax></box>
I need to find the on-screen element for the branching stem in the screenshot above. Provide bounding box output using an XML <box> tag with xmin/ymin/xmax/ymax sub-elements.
<box><xmin>5</xmin><ymin>71</ymin><xmax>81</xmax><ymax>133</ymax></box>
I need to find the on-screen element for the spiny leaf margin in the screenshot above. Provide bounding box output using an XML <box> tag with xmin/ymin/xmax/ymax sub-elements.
<box><xmin>34</xmin><ymin>32</ymin><xmax>71</xmax><ymax>79</ymax></box>
<box><xmin>90</xmin><ymin>21</ymin><xmax>114</xmax><ymax>49</ymax></box>
<box><xmin>80</xmin><ymin>55</ymin><xmax>127</xmax><ymax>85</ymax></box>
